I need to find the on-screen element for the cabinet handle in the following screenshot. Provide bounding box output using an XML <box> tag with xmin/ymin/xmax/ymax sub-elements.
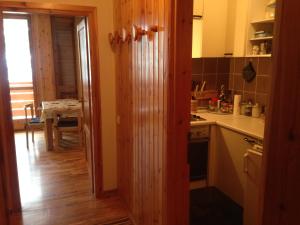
<box><xmin>244</xmin><ymin>137</ymin><xmax>257</xmax><ymax>145</ymax></box>
<box><xmin>243</xmin><ymin>153</ymin><xmax>249</xmax><ymax>174</ymax></box>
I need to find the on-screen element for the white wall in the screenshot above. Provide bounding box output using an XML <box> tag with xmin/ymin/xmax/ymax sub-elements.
<box><xmin>6</xmin><ymin>0</ymin><xmax>117</xmax><ymax>191</ymax></box>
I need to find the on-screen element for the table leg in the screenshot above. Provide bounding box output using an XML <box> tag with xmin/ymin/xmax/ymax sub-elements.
<box><xmin>44</xmin><ymin>119</ymin><xmax>53</xmax><ymax>151</ymax></box>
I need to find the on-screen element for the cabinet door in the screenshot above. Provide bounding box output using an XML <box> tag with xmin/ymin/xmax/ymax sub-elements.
<box><xmin>192</xmin><ymin>0</ymin><xmax>203</xmax><ymax>58</ymax></box>
<box><xmin>244</xmin><ymin>149</ymin><xmax>262</xmax><ymax>225</ymax></box>
<box><xmin>202</xmin><ymin>0</ymin><xmax>228</xmax><ymax>57</ymax></box>
<box><xmin>193</xmin><ymin>0</ymin><xmax>203</xmax><ymax>16</ymax></box>
<box><xmin>214</xmin><ymin>127</ymin><xmax>252</xmax><ymax>206</ymax></box>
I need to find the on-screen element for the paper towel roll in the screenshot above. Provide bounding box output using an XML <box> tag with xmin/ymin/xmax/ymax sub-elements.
<box><xmin>233</xmin><ymin>95</ymin><xmax>242</xmax><ymax>116</ymax></box>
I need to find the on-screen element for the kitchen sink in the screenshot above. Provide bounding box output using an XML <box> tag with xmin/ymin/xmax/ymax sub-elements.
<box><xmin>191</xmin><ymin>114</ymin><xmax>206</xmax><ymax>122</ymax></box>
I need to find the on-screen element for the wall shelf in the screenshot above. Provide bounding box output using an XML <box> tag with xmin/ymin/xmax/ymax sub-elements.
<box><xmin>246</xmin><ymin>0</ymin><xmax>276</xmax><ymax>56</ymax></box>
<box><xmin>250</xmin><ymin>36</ymin><xmax>273</xmax><ymax>41</ymax></box>
<box><xmin>251</xmin><ymin>18</ymin><xmax>274</xmax><ymax>24</ymax></box>
<box><xmin>245</xmin><ymin>54</ymin><xmax>272</xmax><ymax>58</ymax></box>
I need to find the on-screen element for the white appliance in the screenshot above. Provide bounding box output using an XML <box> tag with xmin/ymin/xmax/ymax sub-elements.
<box><xmin>243</xmin><ymin>144</ymin><xmax>263</xmax><ymax>225</ymax></box>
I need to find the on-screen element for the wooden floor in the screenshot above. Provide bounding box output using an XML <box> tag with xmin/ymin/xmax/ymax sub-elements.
<box><xmin>10</xmin><ymin>131</ymin><xmax>131</xmax><ymax>225</ymax></box>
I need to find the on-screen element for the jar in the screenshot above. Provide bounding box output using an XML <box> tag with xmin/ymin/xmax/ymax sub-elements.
<box><xmin>252</xmin><ymin>104</ymin><xmax>262</xmax><ymax>118</ymax></box>
<box><xmin>240</xmin><ymin>102</ymin><xmax>248</xmax><ymax>115</ymax></box>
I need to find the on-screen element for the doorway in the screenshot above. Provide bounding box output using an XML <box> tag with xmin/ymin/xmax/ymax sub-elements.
<box><xmin>0</xmin><ymin>4</ymin><xmax>103</xmax><ymax>223</ymax></box>
<box><xmin>2</xmin><ymin>11</ymin><xmax>95</xmax><ymax>215</ymax></box>
<box><xmin>189</xmin><ymin>1</ymin><xmax>276</xmax><ymax>225</ymax></box>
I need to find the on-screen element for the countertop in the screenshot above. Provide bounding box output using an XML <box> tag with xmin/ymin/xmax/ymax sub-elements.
<box><xmin>191</xmin><ymin>112</ymin><xmax>265</xmax><ymax>140</ymax></box>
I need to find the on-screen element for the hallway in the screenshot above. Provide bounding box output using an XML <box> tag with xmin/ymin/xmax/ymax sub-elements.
<box><xmin>11</xmin><ymin>132</ymin><xmax>131</xmax><ymax>225</ymax></box>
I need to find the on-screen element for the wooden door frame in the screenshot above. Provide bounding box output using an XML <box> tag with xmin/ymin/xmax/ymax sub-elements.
<box><xmin>260</xmin><ymin>0</ymin><xmax>300</xmax><ymax>224</ymax></box>
<box><xmin>165</xmin><ymin>0</ymin><xmax>193</xmax><ymax>224</ymax></box>
<box><xmin>0</xmin><ymin>2</ymin><xmax>103</xmax><ymax>217</ymax></box>
<box><xmin>169</xmin><ymin>0</ymin><xmax>299</xmax><ymax>224</ymax></box>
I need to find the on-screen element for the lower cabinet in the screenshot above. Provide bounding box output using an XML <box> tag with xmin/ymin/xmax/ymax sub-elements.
<box><xmin>209</xmin><ymin>126</ymin><xmax>263</xmax><ymax>225</ymax></box>
<box><xmin>244</xmin><ymin>148</ymin><xmax>263</xmax><ymax>225</ymax></box>
<box><xmin>213</xmin><ymin>126</ymin><xmax>251</xmax><ymax>206</ymax></box>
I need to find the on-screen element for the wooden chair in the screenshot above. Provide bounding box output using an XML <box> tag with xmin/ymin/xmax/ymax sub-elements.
<box><xmin>53</xmin><ymin>109</ymin><xmax>83</xmax><ymax>149</ymax></box>
<box><xmin>24</xmin><ymin>104</ymin><xmax>44</xmax><ymax>149</ymax></box>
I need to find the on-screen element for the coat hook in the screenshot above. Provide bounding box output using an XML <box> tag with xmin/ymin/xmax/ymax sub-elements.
<box><xmin>108</xmin><ymin>32</ymin><xmax>115</xmax><ymax>46</ymax></box>
<box><xmin>114</xmin><ymin>31</ymin><xmax>122</xmax><ymax>44</ymax></box>
<box><xmin>132</xmin><ymin>25</ymin><xmax>146</xmax><ymax>41</ymax></box>
<box><xmin>108</xmin><ymin>31</ymin><xmax>122</xmax><ymax>50</ymax></box>
<box><xmin>121</xmin><ymin>28</ymin><xmax>132</xmax><ymax>43</ymax></box>
<box><xmin>148</xmin><ymin>25</ymin><xmax>158</xmax><ymax>33</ymax></box>
<box><xmin>146</xmin><ymin>25</ymin><xmax>159</xmax><ymax>40</ymax></box>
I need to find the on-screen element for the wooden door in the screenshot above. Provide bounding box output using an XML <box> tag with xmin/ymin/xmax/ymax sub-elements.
<box><xmin>0</xmin><ymin>174</ymin><xmax>8</xmax><ymax>225</ymax></box>
<box><xmin>0</xmin><ymin>133</ymin><xmax>8</xmax><ymax>225</ymax></box>
<box><xmin>0</xmin><ymin>10</ymin><xmax>21</xmax><ymax>216</ymax></box>
<box><xmin>76</xmin><ymin>18</ymin><xmax>93</xmax><ymax>192</ymax></box>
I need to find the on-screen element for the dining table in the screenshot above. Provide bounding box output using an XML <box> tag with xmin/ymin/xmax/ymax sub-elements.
<box><xmin>41</xmin><ymin>99</ymin><xmax>82</xmax><ymax>151</ymax></box>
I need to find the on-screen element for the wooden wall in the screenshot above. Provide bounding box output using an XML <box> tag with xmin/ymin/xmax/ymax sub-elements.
<box><xmin>31</xmin><ymin>14</ymin><xmax>56</xmax><ymax>106</ymax></box>
<box><xmin>51</xmin><ymin>16</ymin><xmax>78</xmax><ymax>99</ymax></box>
<box><xmin>114</xmin><ymin>0</ymin><xmax>192</xmax><ymax>224</ymax></box>
<box><xmin>114</xmin><ymin>0</ymin><xmax>167</xmax><ymax>224</ymax></box>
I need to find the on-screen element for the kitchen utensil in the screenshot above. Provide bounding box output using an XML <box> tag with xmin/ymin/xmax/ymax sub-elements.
<box><xmin>243</xmin><ymin>62</ymin><xmax>256</xmax><ymax>82</ymax></box>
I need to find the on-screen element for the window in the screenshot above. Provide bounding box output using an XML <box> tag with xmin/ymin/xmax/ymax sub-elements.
<box><xmin>3</xmin><ymin>17</ymin><xmax>34</xmax><ymax>120</ymax></box>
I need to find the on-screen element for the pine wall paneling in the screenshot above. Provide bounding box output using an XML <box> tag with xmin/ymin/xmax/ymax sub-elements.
<box><xmin>115</xmin><ymin>0</ymin><xmax>167</xmax><ymax>224</ymax></box>
<box><xmin>31</xmin><ymin>14</ymin><xmax>56</xmax><ymax>107</ymax></box>
<box><xmin>51</xmin><ymin>16</ymin><xmax>78</xmax><ymax>99</ymax></box>
<box><xmin>115</xmin><ymin>0</ymin><xmax>192</xmax><ymax>224</ymax></box>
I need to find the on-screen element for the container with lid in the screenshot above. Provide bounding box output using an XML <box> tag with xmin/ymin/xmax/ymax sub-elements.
<box><xmin>252</xmin><ymin>103</ymin><xmax>262</xmax><ymax>118</ymax></box>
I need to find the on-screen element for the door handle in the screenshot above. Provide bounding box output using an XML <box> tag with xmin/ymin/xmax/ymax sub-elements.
<box><xmin>243</xmin><ymin>152</ymin><xmax>249</xmax><ymax>174</ymax></box>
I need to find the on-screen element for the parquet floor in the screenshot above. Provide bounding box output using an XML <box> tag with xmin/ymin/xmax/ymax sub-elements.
<box><xmin>11</xmin><ymin>131</ymin><xmax>130</xmax><ymax>225</ymax></box>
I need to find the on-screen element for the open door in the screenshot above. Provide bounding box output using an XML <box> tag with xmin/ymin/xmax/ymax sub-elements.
<box><xmin>0</xmin><ymin>167</ymin><xmax>8</xmax><ymax>225</ymax></box>
<box><xmin>0</xmin><ymin>10</ymin><xmax>21</xmax><ymax>217</ymax></box>
<box><xmin>76</xmin><ymin>18</ymin><xmax>94</xmax><ymax>192</ymax></box>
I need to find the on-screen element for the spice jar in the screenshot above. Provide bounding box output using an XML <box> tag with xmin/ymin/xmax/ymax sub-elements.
<box><xmin>240</xmin><ymin>102</ymin><xmax>248</xmax><ymax>115</ymax></box>
<box><xmin>252</xmin><ymin>103</ymin><xmax>262</xmax><ymax>118</ymax></box>
<box><xmin>245</xmin><ymin>102</ymin><xmax>253</xmax><ymax>116</ymax></box>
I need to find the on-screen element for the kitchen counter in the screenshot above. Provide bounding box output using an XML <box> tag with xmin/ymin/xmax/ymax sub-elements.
<box><xmin>191</xmin><ymin>112</ymin><xmax>265</xmax><ymax>140</ymax></box>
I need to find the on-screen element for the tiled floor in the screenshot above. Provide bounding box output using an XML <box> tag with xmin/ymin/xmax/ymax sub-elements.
<box><xmin>190</xmin><ymin>187</ymin><xmax>243</xmax><ymax>225</ymax></box>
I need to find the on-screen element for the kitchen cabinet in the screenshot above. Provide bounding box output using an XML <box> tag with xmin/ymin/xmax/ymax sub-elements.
<box><xmin>202</xmin><ymin>0</ymin><xmax>229</xmax><ymax>57</ymax></box>
<box><xmin>212</xmin><ymin>126</ymin><xmax>256</xmax><ymax>206</ymax></box>
<box><xmin>192</xmin><ymin>0</ymin><xmax>238</xmax><ymax>58</ymax></box>
<box><xmin>192</xmin><ymin>0</ymin><xmax>203</xmax><ymax>58</ymax></box>
<box><xmin>246</xmin><ymin>0</ymin><xmax>275</xmax><ymax>57</ymax></box>
<box><xmin>244</xmin><ymin>148</ymin><xmax>263</xmax><ymax>225</ymax></box>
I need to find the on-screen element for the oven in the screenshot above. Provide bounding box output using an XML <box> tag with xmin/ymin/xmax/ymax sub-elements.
<box><xmin>188</xmin><ymin>125</ymin><xmax>210</xmax><ymax>181</ymax></box>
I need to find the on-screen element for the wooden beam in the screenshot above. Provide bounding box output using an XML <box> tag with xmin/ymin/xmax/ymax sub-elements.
<box><xmin>0</xmin><ymin>2</ymin><xmax>94</xmax><ymax>16</ymax></box>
